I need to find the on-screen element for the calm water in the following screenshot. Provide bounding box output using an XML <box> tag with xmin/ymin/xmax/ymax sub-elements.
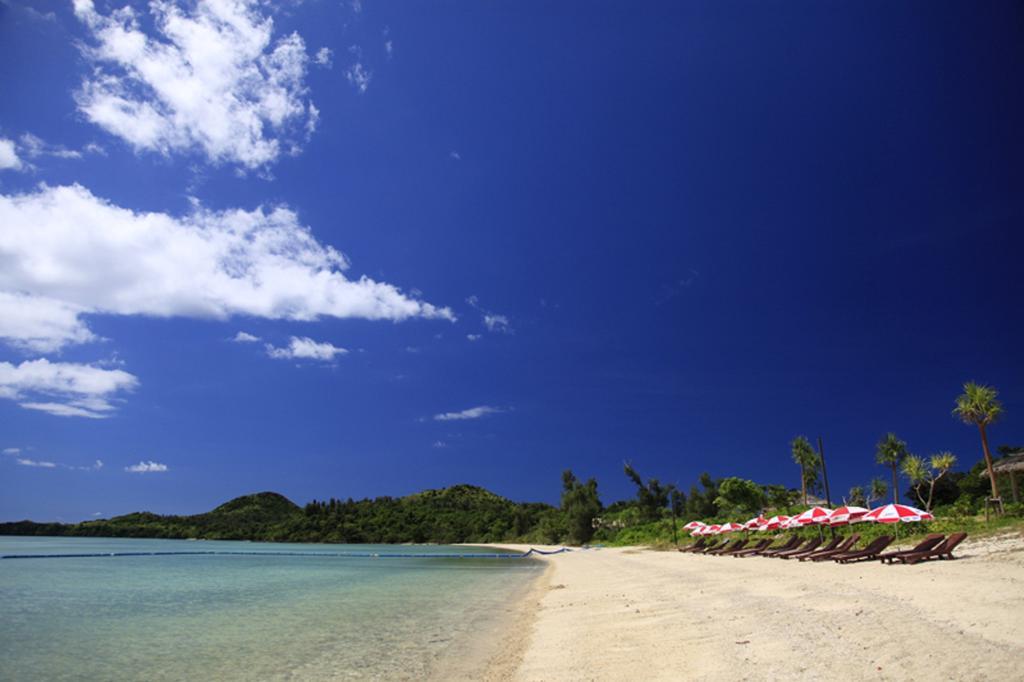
<box><xmin>0</xmin><ymin>536</ymin><xmax>543</xmax><ymax>681</ymax></box>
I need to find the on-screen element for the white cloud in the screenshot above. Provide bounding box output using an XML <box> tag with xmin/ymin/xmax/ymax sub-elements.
<box><xmin>433</xmin><ymin>405</ymin><xmax>503</xmax><ymax>421</ymax></box>
<box><xmin>3</xmin><ymin>447</ymin><xmax>22</xmax><ymax>455</ymax></box>
<box><xmin>449</xmin><ymin>150</ymin><xmax>461</xmax><ymax>161</ymax></box>
<box><xmin>0</xmin><ymin>292</ymin><xmax>98</xmax><ymax>353</ymax></box>
<box><xmin>314</xmin><ymin>47</ymin><xmax>333</xmax><ymax>68</ymax></box>
<box><xmin>384</xmin><ymin>39</ymin><xmax>393</xmax><ymax>58</ymax></box>
<box><xmin>432</xmin><ymin>440</ymin><xmax>447</xmax><ymax>448</ymax></box>
<box><xmin>0</xmin><ymin>138</ymin><xmax>24</xmax><ymax>171</ymax></box>
<box><xmin>0</xmin><ymin>358</ymin><xmax>138</xmax><ymax>418</ymax></box>
<box><xmin>19</xmin><ymin>133</ymin><xmax>83</xmax><ymax>160</ymax></box>
<box><xmin>346</xmin><ymin>62</ymin><xmax>371</xmax><ymax>93</ymax></box>
<box><xmin>0</xmin><ymin>184</ymin><xmax>453</xmax><ymax>352</ymax></box>
<box><xmin>266</xmin><ymin>336</ymin><xmax>346</xmax><ymax>361</ymax></box>
<box><xmin>125</xmin><ymin>460</ymin><xmax>168</xmax><ymax>473</ymax></box>
<box><xmin>466</xmin><ymin>334</ymin><xmax>481</xmax><ymax>341</ymax></box>
<box><xmin>16</xmin><ymin>457</ymin><xmax>57</xmax><ymax>468</ymax></box>
<box><xmin>351</xmin><ymin>0</ymin><xmax>363</xmax><ymax>14</ymax></box>
<box><xmin>483</xmin><ymin>314</ymin><xmax>511</xmax><ymax>333</ymax></box>
<box><xmin>232</xmin><ymin>331</ymin><xmax>261</xmax><ymax>343</ymax></box>
<box><xmin>72</xmin><ymin>0</ymin><xmax>318</xmax><ymax>170</ymax></box>
<box><xmin>466</xmin><ymin>295</ymin><xmax>512</xmax><ymax>334</ymax></box>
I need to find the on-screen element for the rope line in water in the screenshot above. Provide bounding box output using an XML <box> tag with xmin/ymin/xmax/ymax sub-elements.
<box><xmin>0</xmin><ymin>547</ymin><xmax>571</xmax><ymax>560</ymax></box>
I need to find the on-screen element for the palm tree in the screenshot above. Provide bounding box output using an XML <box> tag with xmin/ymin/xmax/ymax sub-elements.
<box><xmin>790</xmin><ymin>436</ymin><xmax>818</xmax><ymax>506</ymax></box>
<box><xmin>875</xmin><ymin>433</ymin><xmax>908</xmax><ymax>504</ymax></box>
<box><xmin>868</xmin><ymin>477</ymin><xmax>888</xmax><ymax>506</ymax></box>
<box><xmin>954</xmin><ymin>382</ymin><xmax>1004</xmax><ymax>501</ymax></box>
<box><xmin>902</xmin><ymin>452</ymin><xmax>957</xmax><ymax>512</ymax></box>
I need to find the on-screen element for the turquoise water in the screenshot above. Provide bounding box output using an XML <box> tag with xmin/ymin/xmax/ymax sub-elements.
<box><xmin>0</xmin><ymin>536</ymin><xmax>543</xmax><ymax>680</ymax></box>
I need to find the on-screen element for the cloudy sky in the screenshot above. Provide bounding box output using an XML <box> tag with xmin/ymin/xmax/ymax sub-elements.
<box><xmin>1</xmin><ymin>0</ymin><xmax>1022</xmax><ymax>521</ymax></box>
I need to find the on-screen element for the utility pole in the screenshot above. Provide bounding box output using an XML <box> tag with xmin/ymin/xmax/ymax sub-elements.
<box><xmin>818</xmin><ymin>436</ymin><xmax>835</xmax><ymax>539</ymax></box>
<box><xmin>817</xmin><ymin>436</ymin><xmax>832</xmax><ymax>507</ymax></box>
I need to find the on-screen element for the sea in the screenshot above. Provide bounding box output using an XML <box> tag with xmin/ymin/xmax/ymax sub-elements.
<box><xmin>0</xmin><ymin>536</ymin><xmax>544</xmax><ymax>680</ymax></box>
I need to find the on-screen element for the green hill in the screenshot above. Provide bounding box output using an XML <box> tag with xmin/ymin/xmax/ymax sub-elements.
<box><xmin>0</xmin><ymin>487</ymin><xmax>555</xmax><ymax>544</ymax></box>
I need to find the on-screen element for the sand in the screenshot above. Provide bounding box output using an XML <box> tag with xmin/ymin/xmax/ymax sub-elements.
<box><xmin>479</xmin><ymin>533</ymin><xmax>1024</xmax><ymax>681</ymax></box>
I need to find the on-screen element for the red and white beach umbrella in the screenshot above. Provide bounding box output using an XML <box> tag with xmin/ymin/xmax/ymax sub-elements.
<box><xmin>794</xmin><ymin>506</ymin><xmax>833</xmax><ymax>525</ymax></box>
<box><xmin>743</xmin><ymin>516</ymin><xmax>767</xmax><ymax>530</ymax></box>
<box><xmin>719</xmin><ymin>522</ymin><xmax>744</xmax><ymax>533</ymax></box>
<box><xmin>683</xmin><ymin>521</ymin><xmax>706</xmax><ymax>532</ymax></box>
<box><xmin>862</xmin><ymin>504</ymin><xmax>934</xmax><ymax>524</ymax></box>
<box><xmin>827</xmin><ymin>505</ymin><xmax>869</xmax><ymax>526</ymax></box>
<box><xmin>782</xmin><ymin>517</ymin><xmax>804</xmax><ymax>529</ymax></box>
<box><xmin>703</xmin><ymin>524</ymin><xmax>723</xmax><ymax>535</ymax></box>
<box><xmin>762</xmin><ymin>515</ymin><xmax>790</xmax><ymax>531</ymax></box>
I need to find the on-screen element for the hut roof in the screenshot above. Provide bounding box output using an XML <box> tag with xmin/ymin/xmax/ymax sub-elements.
<box><xmin>980</xmin><ymin>453</ymin><xmax>1024</xmax><ymax>477</ymax></box>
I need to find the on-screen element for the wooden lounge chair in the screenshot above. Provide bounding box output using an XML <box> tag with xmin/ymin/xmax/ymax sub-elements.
<box><xmin>877</xmin><ymin>534</ymin><xmax>944</xmax><ymax>564</ymax></box>
<box><xmin>757</xmin><ymin>536</ymin><xmax>804</xmax><ymax>557</ymax></box>
<box><xmin>892</xmin><ymin>532</ymin><xmax>968</xmax><ymax>565</ymax></box>
<box><xmin>782</xmin><ymin>536</ymin><xmax>841</xmax><ymax>560</ymax></box>
<box><xmin>700</xmin><ymin>539</ymin><xmax>730</xmax><ymax>554</ymax></box>
<box><xmin>802</xmin><ymin>534</ymin><xmax>860</xmax><ymax>561</ymax></box>
<box><xmin>773</xmin><ymin>537</ymin><xmax>824</xmax><ymax>559</ymax></box>
<box><xmin>834</xmin><ymin>536</ymin><xmax>894</xmax><ymax>564</ymax></box>
<box><xmin>729</xmin><ymin>539</ymin><xmax>771</xmax><ymax>557</ymax></box>
<box><xmin>678</xmin><ymin>537</ymin><xmax>708</xmax><ymax>553</ymax></box>
<box><xmin>709</xmin><ymin>539</ymin><xmax>748</xmax><ymax>555</ymax></box>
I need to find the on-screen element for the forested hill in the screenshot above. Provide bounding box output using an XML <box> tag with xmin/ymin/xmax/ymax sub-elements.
<box><xmin>0</xmin><ymin>486</ymin><xmax>557</xmax><ymax>544</ymax></box>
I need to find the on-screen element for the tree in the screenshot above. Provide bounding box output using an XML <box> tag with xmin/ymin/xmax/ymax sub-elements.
<box><xmin>954</xmin><ymin>383</ymin><xmax>1005</xmax><ymax>502</ymax></box>
<box><xmin>846</xmin><ymin>485</ymin><xmax>866</xmax><ymax>507</ymax></box>
<box><xmin>685</xmin><ymin>472</ymin><xmax>720</xmax><ymax>519</ymax></box>
<box><xmin>868</xmin><ymin>477</ymin><xmax>888</xmax><ymax>506</ymax></box>
<box><xmin>713</xmin><ymin>477</ymin><xmax>767</xmax><ymax>517</ymax></box>
<box><xmin>790</xmin><ymin>436</ymin><xmax>820</xmax><ymax>506</ymax></box>
<box><xmin>875</xmin><ymin>433</ymin><xmax>908</xmax><ymax>504</ymax></box>
<box><xmin>902</xmin><ymin>452</ymin><xmax>957</xmax><ymax>512</ymax></box>
<box><xmin>763</xmin><ymin>484</ymin><xmax>796</xmax><ymax>510</ymax></box>
<box><xmin>669</xmin><ymin>488</ymin><xmax>686</xmax><ymax>545</ymax></box>
<box><xmin>561</xmin><ymin>470</ymin><xmax>601</xmax><ymax>545</ymax></box>
<box><xmin>623</xmin><ymin>463</ymin><xmax>671</xmax><ymax>523</ymax></box>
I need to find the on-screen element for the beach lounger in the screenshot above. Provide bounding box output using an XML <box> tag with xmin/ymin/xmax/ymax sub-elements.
<box><xmin>757</xmin><ymin>536</ymin><xmax>803</xmax><ymax>557</ymax></box>
<box><xmin>834</xmin><ymin>536</ymin><xmax>894</xmax><ymax>564</ymax></box>
<box><xmin>729</xmin><ymin>539</ymin><xmax>771</xmax><ymax>557</ymax></box>
<box><xmin>877</xmin><ymin>534</ymin><xmax>944</xmax><ymax>564</ymax></box>
<box><xmin>782</xmin><ymin>536</ymin><xmax>841</xmax><ymax>560</ymax></box>
<box><xmin>773</xmin><ymin>537</ymin><xmax>823</xmax><ymax>559</ymax></box>
<box><xmin>678</xmin><ymin>538</ymin><xmax>708</xmax><ymax>553</ymax></box>
<box><xmin>700</xmin><ymin>539</ymin><xmax>730</xmax><ymax>554</ymax></box>
<box><xmin>708</xmin><ymin>539</ymin><xmax>748</xmax><ymax>555</ymax></box>
<box><xmin>891</xmin><ymin>532</ymin><xmax>968</xmax><ymax>565</ymax></box>
<box><xmin>802</xmin><ymin>534</ymin><xmax>860</xmax><ymax>561</ymax></box>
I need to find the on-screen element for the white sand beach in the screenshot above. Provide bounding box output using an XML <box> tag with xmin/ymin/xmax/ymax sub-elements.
<box><xmin>479</xmin><ymin>534</ymin><xmax>1024</xmax><ymax>681</ymax></box>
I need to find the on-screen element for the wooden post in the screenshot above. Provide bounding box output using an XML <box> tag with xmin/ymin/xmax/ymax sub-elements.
<box><xmin>818</xmin><ymin>437</ymin><xmax>836</xmax><ymax>538</ymax></box>
<box><xmin>1010</xmin><ymin>471</ymin><xmax>1019</xmax><ymax>504</ymax></box>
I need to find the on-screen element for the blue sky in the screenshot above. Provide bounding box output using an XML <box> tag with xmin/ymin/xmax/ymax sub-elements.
<box><xmin>1</xmin><ymin>0</ymin><xmax>1021</xmax><ymax>521</ymax></box>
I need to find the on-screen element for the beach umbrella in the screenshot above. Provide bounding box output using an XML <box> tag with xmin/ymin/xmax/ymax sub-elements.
<box><xmin>783</xmin><ymin>517</ymin><xmax>804</xmax><ymax>529</ymax></box>
<box><xmin>794</xmin><ymin>506</ymin><xmax>833</xmax><ymax>525</ymax></box>
<box><xmin>827</xmin><ymin>505</ymin><xmax>869</xmax><ymax>526</ymax></box>
<box><xmin>862</xmin><ymin>504</ymin><xmax>934</xmax><ymax>524</ymax></box>
<box><xmin>719</xmin><ymin>522</ymin><xmax>744</xmax><ymax>533</ymax></box>
<box><xmin>762</xmin><ymin>515</ymin><xmax>790</xmax><ymax>531</ymax></box>
<box><xmin>743</xmin><ymin>516</ymin><xmax>767</xmax><ymax>530</ymax></box>
<box><xmin>683</xmin><ymin>521</ymin><xmax>706</xmax><ymax>531</ymax></box>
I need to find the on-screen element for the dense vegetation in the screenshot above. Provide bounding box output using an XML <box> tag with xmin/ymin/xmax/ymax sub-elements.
<box><xmin>2</xmin><ymin>383</ymin><xmax>1018</xmax><ymax>548</ymax></box>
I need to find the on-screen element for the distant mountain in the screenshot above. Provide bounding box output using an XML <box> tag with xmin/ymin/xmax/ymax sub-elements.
<box><xmin>0</xmin><ymin>486</ymin><xmax>556</xmax><ymax>544</ymax></box>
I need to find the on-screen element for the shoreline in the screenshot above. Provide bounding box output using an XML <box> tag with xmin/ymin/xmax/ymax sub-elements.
<box><xmin>479</xmin><ymin>534</ymin><xmax>1024</xmax><ymax>680</ymax></box>
<box><xmin>428</xmin><ymin>545</ymin><xmax>554</xmax><ymax>682</ymax></box>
